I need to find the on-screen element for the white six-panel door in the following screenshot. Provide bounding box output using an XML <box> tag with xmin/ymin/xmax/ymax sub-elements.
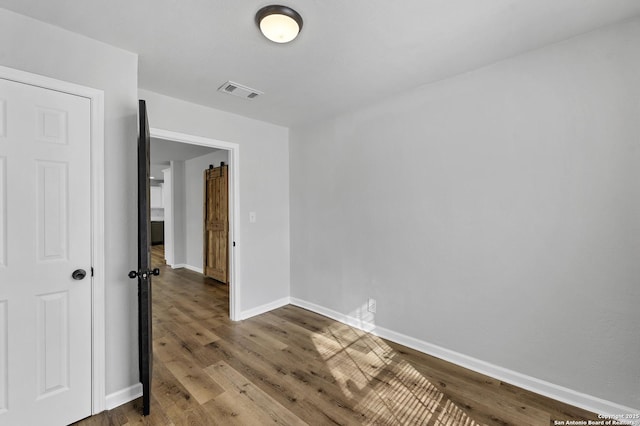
<box><xmin>0</xmin><ymin>78</ymin><xmax>92</xmax><ymax>425</ymax></box>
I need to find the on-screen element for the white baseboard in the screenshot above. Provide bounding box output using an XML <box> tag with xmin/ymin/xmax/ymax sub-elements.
<box><xmin>289</xmin><ymin>297</ymin><xmax>639</xmax><ymax>416</ymax></box>
<box><xmin>105</xmin><ymin>383</ymin><xmax>142</xmax><ymax>410</ymax></box>
<box><xmin>240</xmin><ymin>297</ymin><xmax>290</xmax><ymax>320</ymax></box>
<box><xmin>183</xmin><ymin>264</ymin><xmax>203</xmax><ymax>274</ymax></box>
<box><xmin>171</xmin><ymin>263</ymin><xmax>204</xmax><ymax>274</ymax></box>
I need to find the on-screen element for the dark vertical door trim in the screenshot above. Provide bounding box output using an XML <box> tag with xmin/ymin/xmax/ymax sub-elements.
<box><xmin>137</xmin><ymin>99</ymin><xmax>153</xmax><ymax>415</ymax></box>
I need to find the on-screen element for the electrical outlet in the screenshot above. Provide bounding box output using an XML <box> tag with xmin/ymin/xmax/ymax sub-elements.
<box><xmin>367</xmin><ymin>298</ymin><xmax>377</xmax><ymax>313</ymax></box>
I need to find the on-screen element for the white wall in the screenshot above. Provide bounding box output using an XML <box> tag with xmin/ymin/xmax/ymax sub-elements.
<box><xmin>290</xmin><ymin>18</ymin><xmax>640</xmax><ymax>409</ymax></box>
<box><xmin>170</xmin><ymin>160</ymin><xmax>186</xmax><ymax>266</ymax></box>
<box><xmin>138</xmin><ymin>89</ymin><xmax>290</xmax><ymax>314</ymax></box>
<box><xmin>0</xmin><ymin>9</ymin><xmax>140</xmax><ymax>396</ymax></box>
<box><xmin>185</xmin><ymin>150</ymin><xmax>229</xmax><ymax>271</ymax></box>
<box><xmin>162</xmin><ymin>167</ymin><xmax>174</xmax><ymax>265</ymax></box>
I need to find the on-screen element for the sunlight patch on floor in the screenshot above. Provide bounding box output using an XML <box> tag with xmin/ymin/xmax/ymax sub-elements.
<box><xmin>311</xmin><ymin>318</ymin><xmax>481</xmax><ymax>425</ymax></box>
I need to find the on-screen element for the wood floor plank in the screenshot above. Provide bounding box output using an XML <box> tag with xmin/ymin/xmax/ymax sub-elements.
<box><xmin>202</xmin><ymin>391</ymin><xmax>289</xmax><ymax>426</ymax></box>
<box><xmin>164</xmin><ymin>357</ymin><xmax>225</xmax><ymax>405</ymax></box>
<box><xmin>150</xmin><ymin>361</ymin><xmax>199</xmax><ymax>417</ymax></box>
<box><xmin>204</xmin><ymin>360</ymin><xmax>307</xmax><ymax>425</ymax></box>
<box><xmin>73</xmin><ymin>245</ymin><xmax>607</xmax><ymax>426</ymax></box>
<box><xmin>203</xmin><ymin>336</ymin><xmax>363</xmax><ymax>425</ymax></box>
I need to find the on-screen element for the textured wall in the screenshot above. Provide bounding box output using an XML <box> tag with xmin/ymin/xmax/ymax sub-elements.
<box><xmin>290</xmin><ymin>18</ymin><xmax>640</xmax><ymax>409</ymax></box>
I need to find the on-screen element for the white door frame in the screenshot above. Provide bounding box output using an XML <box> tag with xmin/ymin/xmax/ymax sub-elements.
<box><xmin>0</xmin><ymin>66</ymin><xmax>106</xmax><ymax>414</ymax></box>
<box><xmin>149</xmin><ymin>128</ymin><xmax>241</xmax><ymax>321</ymax></box>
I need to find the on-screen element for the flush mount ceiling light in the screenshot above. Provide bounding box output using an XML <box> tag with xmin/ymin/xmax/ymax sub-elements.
<box><xmin>255</xmin><ymin>5</ymin><xmax>303</xmax><ymax>43</ymax></box>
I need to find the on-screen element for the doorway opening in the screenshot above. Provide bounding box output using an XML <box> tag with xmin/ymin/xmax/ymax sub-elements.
<box><xmin>149</xmin><ymin>128</ymin><xmax>241</xmax><ymax>321</ymax></box>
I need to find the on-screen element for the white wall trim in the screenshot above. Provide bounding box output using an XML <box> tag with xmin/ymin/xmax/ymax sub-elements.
<box><xmin>105</xmin><ymin>383</ymin><xmax>143</xmax><ymax>410</ymax></box>
<box><xmin>149</xmin><ymin>128</ymin><xmax>241</xmax><ymax>321</ymax></box>
<box><xmin>240</xmin><ymin>297</ymin><xmax>290</xmax><ymax>320</ymax></box>
<box><xmin>0</xmin><ymin>65</ymin><xmax>107</xmax><ymax>414</ymax></box>
<box><xmin>171</xmin><ymin>263</ymin><xmax>204</xmax><ymax>274</ymax></box>
<box><xmin>289</xmin><ymin>297</ymin><xmax>639</xmax><ymax>416</ymax></box>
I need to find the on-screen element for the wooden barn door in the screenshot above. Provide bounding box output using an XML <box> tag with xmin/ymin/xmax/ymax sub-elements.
<box><xmin>203</xmin><ymin>163</ymin><xmax>228</xmax><ymax>283</ymax></box>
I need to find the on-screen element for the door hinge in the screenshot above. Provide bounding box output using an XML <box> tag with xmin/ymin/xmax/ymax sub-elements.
<box><xmin>233</xmin><ymin>241</ymin><xmax>236</xmax><ymax>247</ymax></box>
<box><xmin>91</xmin><ymin>267</ymin><xmax>94</xmax><ymax>277</ymax></box>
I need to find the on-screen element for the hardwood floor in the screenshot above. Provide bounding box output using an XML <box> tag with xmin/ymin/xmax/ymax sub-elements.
<box><xmin>74</xmin><ymin>247</ymin><xmax>603</xmax><ymax>425</ymax></box>
<box><xmin>151</xmin><ymin>244</ymin><xmax>166</xmax><ymax>268</ymax></box>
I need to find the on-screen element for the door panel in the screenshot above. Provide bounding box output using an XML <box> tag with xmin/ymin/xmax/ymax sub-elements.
<box><xmin>37</xmin><ymin>161</ymin><xmax>68</xmax><ymax>260</ymax></box>
<box><xmin>0</xmin><ymin>156</ymin><xmax>6</xmax><ymax>267</ymax></box>
<box><xmin>36</xmin><ymin>291</ymin><xmax>69</xmax><ymax>397</ymax></box>
<box><xmin>136</xmin><ymin>99</ymin><xmax>153</xmax><ymax>416</ymax></box>
<box><xmin>0</xmin><ymin>300</ymin><xmax>7</xmax><ymax>412</ymax></box>
<box><xmin>0</xmin><ymin>78</ymin><xmax>92</xmax><ymax>425</ymax></box>
<box><xmin>203</xmin><ymin>165</ymin><xmax>228</xmax><ymax>283</ymax></box>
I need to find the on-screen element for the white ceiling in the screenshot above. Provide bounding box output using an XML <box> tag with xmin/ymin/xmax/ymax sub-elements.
<box><xmin>2</xmin><ymin>1</ymin><xmax>640</xmax><ymax>127</ymax></box>
<box><xmin>150</xmin><ymin>137</ymin><xmax>217</xmax><ymax>165</ymax></box>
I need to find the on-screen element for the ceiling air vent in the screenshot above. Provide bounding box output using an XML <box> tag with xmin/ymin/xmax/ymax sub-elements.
<box><xmin>218</xmin><ymin>81</ymin><xmax>263</xmax><ymax>100</ymax></box>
